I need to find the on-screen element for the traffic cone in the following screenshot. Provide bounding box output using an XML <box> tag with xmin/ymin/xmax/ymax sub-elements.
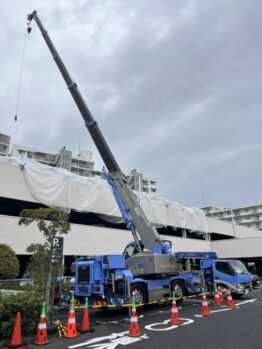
<box><xmin>226</xmin><ymin>290</ymin><xmax>235</xmax><ymax>309</ymax></box>
<box><xmin>170</xmin><ymin>292</ymin><xmax>180</xmax><ymax>325</ymax></box>
<box><xmin>214</xmin><ymin>286</ymin><xmax>221</xmax><ymax>306</ymax></box>
<box><xmin>218</xmin><ymin>286</ymin><xmax>224</xmax><ymax>304</ymax></box>
<box><xmin>78</xmin><ymin>297</ymin><xmax>93</xmax><ymax>333</ymax></box>
<box><xmin>65</xmin><ymin>292</ymin><xmax>79</xmax><ymax>338</ymax></box>
<box><xmin>3</xmin><ymin>312</ymin><xmax>28</xmax><ymax>349</ymax></box>
<box><xmin>33</xmin><ymin>302</ymin><xmax>48</xmax><ymax>345</ymax></box>
<box><xmin>201</xmin><ymin>290</ymin><xmax>210</xmax><ymax>316</ymax></box>
<box><xmin>129</xmin><ymin>301</ymin><xmax>141</xmax><ymax>337</ymax></box>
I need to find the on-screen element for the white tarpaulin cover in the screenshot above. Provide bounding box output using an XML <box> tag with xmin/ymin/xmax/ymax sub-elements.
<box><xmin>0</xmin><ymin>157</ymin><xmax>208</xmax><ymax>232</ymax></box>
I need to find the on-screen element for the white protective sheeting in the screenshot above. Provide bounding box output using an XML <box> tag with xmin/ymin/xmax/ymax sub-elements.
<box><xmin>0</xmin><ymin>157</ymin><xmax>208</xmax><ymax>232</ymax></box>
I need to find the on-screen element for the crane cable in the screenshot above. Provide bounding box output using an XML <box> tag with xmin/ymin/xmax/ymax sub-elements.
<box><xmin>14</xmin><ymin>27</ymin><xmax>31</xmax><ymax>122</ymax></box>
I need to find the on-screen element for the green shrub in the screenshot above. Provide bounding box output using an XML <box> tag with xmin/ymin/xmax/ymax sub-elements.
<box><xmin>0</xmin><ymin>292</ymin><xmax>44</xmax><ymax>339</ymax></box>
<box><xmin>0</xmin><ymin>244</ymin><xmax>19</xmax><ymax>279</ymax></box>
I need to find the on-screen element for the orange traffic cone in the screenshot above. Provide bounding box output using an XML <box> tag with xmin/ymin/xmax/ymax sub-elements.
<box><xmin>226</xmin><ymin>290</ymin><xmax>235</xmax><ymax>309</ymax></box>
<box><xmin>170</xmin><ymin>293</ymin><xmax>180</xmax><ymax>325</ymax></box>
<box><xmin>3</xmin><ymin>312</ymin><xmax>28</xmax><ymax>349</ymax></box>
<box><xmin>78</xmin><ymin>297</ymin><xmax>93</xmax><ymax>333</ymax></box>
<box><xmin>129</xmin><ymin>301</ymin><xmax>141</xmax><ymax>337</ymax></box>
<box><xmin>201</xmin><ymin>290</ymin><xmax>210</xmax><ymax>316</ymax></box>
<box><xmin>218</xmin><ymin>286</ymin><xmax>224</xmax><ymax>304</ymax></box>
<box><xmin>214</xmin><ymin>286</ymin><xmax>221</xmax><ymax>306</ymax></box>
<box><xmin>34</xmin><ymin>302</ymin><xmax>48</xmax><ymax>345</ymax></box>
<box><xmin>65</xmin><ymin>292</ymin><xmax>79</xmax><ymax>338</ymax></box>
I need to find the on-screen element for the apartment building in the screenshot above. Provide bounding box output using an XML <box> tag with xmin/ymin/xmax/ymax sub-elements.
<box><xmin>128</xmin><ymin>169</ymin><xmax>157</xmax><ymax>194</ymax></box>
<box><xmin>10</xmin><ymin>144</ymin><xmax>101</xmax><ymax>178</ymax></box>
<box><xmin>202</xmin><ymin>205</ymin><xmax>262</xmax><ymax>231</ymax></box>
<box><xmin>2</xmin><ymin>132</ymin><xmax>158</xmax><ymax>188</ymax></box>
<box><xmin>0</xmin><ymin>132</ymin><xmax>10</xmax><ymax>156</ymax></box>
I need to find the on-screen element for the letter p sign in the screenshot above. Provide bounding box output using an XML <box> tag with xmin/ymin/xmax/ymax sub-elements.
<box><xmin>53</xmin><ymin>238</ymin><xmax>59</xmax><ymax>246</ymax></box>
<box><xmin>52</xmin><ymin>237</ymin><xmax>63</xmax><ymax>248</ymax></box>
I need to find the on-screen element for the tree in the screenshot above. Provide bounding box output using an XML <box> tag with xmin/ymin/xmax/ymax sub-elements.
<box><xmin>0</xmin><ymin>244</ymin><xmax>20</xmax><ymax>279</ymax></box>
<box><xmin>25</xmin><ymin>243</ymin><xmax>50</xmax><ymax>293</ymax></box>
<box><xmin>18</xmin><ymin>207</ymin><xmax>70</xmax><ymax>321</ymax></box>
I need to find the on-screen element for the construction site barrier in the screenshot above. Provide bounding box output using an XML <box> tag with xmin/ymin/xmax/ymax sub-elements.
<box><xmin>73</xmin><ymin>291</ymin><xmax>216</xmax><ymax>309</ymax></box>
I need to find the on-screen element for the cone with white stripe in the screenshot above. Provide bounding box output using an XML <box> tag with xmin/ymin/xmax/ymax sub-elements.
<box><xmin>65</xmin><ymin>292</ymin><xmax>79</xmax><ymax>338</ymax></box>
<box><xmin>33</xmin><ymin>303</ymin><xmax>48</xmax><ymax>345</ymax></box>
<box><xmin>170</xmin><ymin>292</ymin><xmax>180</xmax><ymax>325</ymax></box>
<box><xmin>201</xmin><ymin>290</ymin><xmax>210</xmax><ymax>316</ymax></box>
<box><xmin>214</xmin><ymin>285</ymin><xmax>221</xmax><ymax>306</ymax></box>
<box><xmin>226</xmin><ymin>289</ymin><xmax>235</xmax><ymax>309</ymax></box>
<box><xmin>129</xmin><ymin>301</ymin><xmax>140</xmax><ymax>337</ymax></box>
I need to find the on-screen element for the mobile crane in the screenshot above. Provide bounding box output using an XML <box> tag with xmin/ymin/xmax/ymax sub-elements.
<box><xmin>27</xmin><ymin>10</ymin><xmax>201</xmax><ymax>306</ymax></box>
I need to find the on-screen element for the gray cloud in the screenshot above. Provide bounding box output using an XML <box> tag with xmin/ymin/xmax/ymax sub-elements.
<box><xmin>1</xmin><ymin>0</ymin><xmax>262</xmax><ymax>209</ymax></box>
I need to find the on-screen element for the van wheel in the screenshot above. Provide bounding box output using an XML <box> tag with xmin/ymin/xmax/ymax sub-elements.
<box><xmin>217</xmin><ymin>284</ymin><xmax>228</xmax><ymax>296</ymax></box>
<box><xmin>171</xmin><ymin>280</ymin><xmax>185</xmax><ymax>305</ymax></box>
<box><xmin>131</xmin><ymin>284</ymin><xmax>147</xmax><ymax>305</ymax></box>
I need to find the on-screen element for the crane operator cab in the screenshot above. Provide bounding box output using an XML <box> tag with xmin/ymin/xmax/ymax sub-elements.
<box><xmin>123</xmin><ymin>240</ymin><xmax>173</xmax><ymax>260</ymax></box>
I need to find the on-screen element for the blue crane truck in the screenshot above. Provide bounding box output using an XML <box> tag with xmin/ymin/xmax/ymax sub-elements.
<box><xmin>175</xmin><ymin>252</ymin><xmax>253</xmax><ymax>298</ymax></box>
<box><xmin>28</xmin><ymin>10</ymin><xmax>202</xmax><ymax>306</ymax></box>
<box><xmin>28</xmin><ymin>11</ymin><xmax>251</xmax><ymax>307</ymax></box>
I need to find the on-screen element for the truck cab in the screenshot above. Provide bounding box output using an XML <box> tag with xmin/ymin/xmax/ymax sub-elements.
<box><xmin>201</xmin><ymin>259</ymin><xmax>252</xmax><ymax>297</ymax></box>
<box><xmin>175</xmin><ymin>252</ymin><xmax>253</xmax><ymax>298</ymax></box>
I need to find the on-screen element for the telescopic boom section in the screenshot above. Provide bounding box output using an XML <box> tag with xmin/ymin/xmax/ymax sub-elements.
<box><xmin>27</xmin><ymin>10</ymin><xmax>120</xmax><ymax>173</ymax></box>
<box><xmin>27</xmin><ymin>10</ymin><xmax>163</xmax><ymax>252</ymax></box>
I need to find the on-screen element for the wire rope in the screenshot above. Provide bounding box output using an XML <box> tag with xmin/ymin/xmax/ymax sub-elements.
<box><xmin>14</xmin><ymin>29</ymin><xmax>29</xmax><ymax>122</ymax></box>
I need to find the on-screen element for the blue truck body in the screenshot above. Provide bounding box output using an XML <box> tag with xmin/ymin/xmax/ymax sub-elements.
<box><xmin>74</xmin><ymin>253</ymin><xmax>201</xmax><ymax>306</ymax></box>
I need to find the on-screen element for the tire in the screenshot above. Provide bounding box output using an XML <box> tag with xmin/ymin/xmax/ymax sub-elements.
<box><xmin>217</xmin><ymin>284</ymin><xmax>228</xmax><ymax>296</ymax></box>
<box><xmin>131</xmin><ymin>284</ymin><xmax>147</xmax><ymax>305</ymax></box>
<box><xmin>171</xmin><ymin>280</ymin><xmax>185</xmax><ymax>305</ymax></box>
<box><xmin>217</xmin><ymin>284</ymin><xmax>241</xmax><ymax>299</ymax></box>
<box><xmin>233</xmin><ymin>294</ymin><xmax>242</xmax><ymax>299</ymax></box>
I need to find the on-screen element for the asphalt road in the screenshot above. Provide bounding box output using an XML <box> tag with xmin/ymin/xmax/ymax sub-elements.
<box><xmin>29</xmin><ymin>287</ymin><xmax>262</xmax><ymax>349</ymax></box>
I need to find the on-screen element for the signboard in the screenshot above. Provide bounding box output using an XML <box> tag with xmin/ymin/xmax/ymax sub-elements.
<box><xmin>51</xmin><ymin>237</ymin><xmax>64</xmax><ymax>265</ymax></box>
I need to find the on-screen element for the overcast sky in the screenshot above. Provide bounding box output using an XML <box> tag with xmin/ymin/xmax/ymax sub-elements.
<box><xmin>1</xmin><ymin>0</ymin><xmax>262</xmax><ymax>209</ymax></box>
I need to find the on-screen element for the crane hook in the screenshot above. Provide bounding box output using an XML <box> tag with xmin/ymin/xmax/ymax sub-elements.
<box><xmin>27</xmin><ymin>20</ymin><xmax>32</xmax><ymax>34</ymax></box>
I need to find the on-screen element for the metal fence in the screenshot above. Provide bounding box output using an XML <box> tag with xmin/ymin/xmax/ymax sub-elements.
<box><xmin>0</xmin><ymin>278</ymin><xmax>33</xmax><ymax>290</ymax></box>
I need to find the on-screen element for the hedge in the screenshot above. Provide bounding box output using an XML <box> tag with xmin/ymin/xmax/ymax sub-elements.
<box><xmin>0</xmin><ymin>292</ymin><xmax>44</xmax><ymax>339</ymax></box>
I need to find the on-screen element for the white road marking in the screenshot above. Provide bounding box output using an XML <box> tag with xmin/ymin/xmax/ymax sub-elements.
<box><xmin>145</xmin><ymin>318</ymin><xmax>194</xmax><ymax>331</ymax></box>
<box><xmin>68</xmin><ymin>332</ymin><xmax>129</xmax><ymax>349</ymax></box>
<box><xmin>235</xmin><ymin>299</ymin><xmax>257</xmax><ymax>306</ymax></box>
<box><xmin>194</xmin><ymin>298</ymin><xmax>257</xmax><ymax>317</ymax></box>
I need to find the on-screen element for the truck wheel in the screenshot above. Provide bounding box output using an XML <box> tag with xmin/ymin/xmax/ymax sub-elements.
<box><xmin>217</xmin><ymin>284</ymin><xmax>240</xmax><ymax>299</ymax></box>
<box><xmin>171</xmin><ymin>280</ymin><xmax>185</xmax><ymax>305</ymax></box>
<box><xmin>131</xmin><ymin>284</ymin><xmax>147</xmax><ymax>305</ymax></box>
<box><xmin>217</xmin><ymin>284</ymin><xmax>228</xmax><ymax>296</ymax></box>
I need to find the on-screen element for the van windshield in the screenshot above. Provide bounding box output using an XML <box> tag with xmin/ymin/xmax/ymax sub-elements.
<box><xmin>230</xmin><ymin>260</ymin><xmax>248</xmax><ymax>274</ymax></box>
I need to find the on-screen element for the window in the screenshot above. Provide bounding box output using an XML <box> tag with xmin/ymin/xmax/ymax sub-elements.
<box><xmin>215</xmin><ymin>261</ymin><xmax>234</xmax><ymax>275</ymax></box>
<box><xmin>77</xmin><ymin>266</ymin><xmax>90</xmax><ymax>283</ymax></box>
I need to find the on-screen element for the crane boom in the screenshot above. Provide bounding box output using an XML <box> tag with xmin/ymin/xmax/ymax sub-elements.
<box><xmin>27</xmin><ymin>10</ymin><xmax>165</xmax><ymax>253</ymax></box>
